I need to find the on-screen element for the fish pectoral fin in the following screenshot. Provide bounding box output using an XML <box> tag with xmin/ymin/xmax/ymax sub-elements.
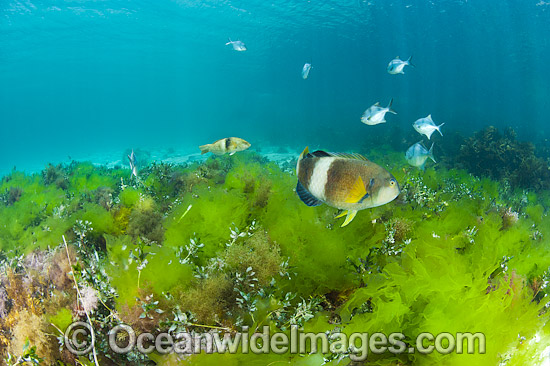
<box><xmin>296</xmin><ymin>181</ymin><xmax>323</xmax><ymax>207</ymax></box>
<box><xmin>335</xmin><ymin>210</ymin><xmax>348</xmax><ymax>219</ymax></box>
<box><xmin>341</xmin><ymin>210</ymin><xmax>358</xmax><ymax>227</ymax></box>
<box><xmin>230</xmin><ymin>152</ymin><xmax>236</xmax><ymax>156</ymax></box>
<box><xmin>345</xmin><ymin>176</ymin><xmax>368</xmax><ymax>203</ymax></box>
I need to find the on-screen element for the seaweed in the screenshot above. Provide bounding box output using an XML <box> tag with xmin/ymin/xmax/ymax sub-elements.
<box><xmin>457</xmin><ymin>126</ymin><xmax>550</xmax><ymax>190</ymax></box>
<box><xmin>127</xmin><ymin>196</ymin><xmax>165</xmax><ymax>244</ymax></box>
<box><xmin>0</xmin><ymin>150</ymin><xmax>548</xmax><ymax>365</ymax></box>
<box><xmin>3</xmin><ymin>187</ymin><xmax>22</xmax><ymax>206</ymax></box>
<box><xmin>42</xmin><ymin>163</ymin><xmax>68</xmax><ymax>190</ymax></box>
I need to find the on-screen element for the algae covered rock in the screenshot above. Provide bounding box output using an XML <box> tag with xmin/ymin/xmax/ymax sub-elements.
<box><xmin>457</xmin><ymin>126</ymin><xmax>550</xmax><ymax>190</ymax></box>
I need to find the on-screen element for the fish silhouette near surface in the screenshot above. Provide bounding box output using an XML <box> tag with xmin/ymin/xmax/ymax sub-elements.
<box><xmin>302</xmin><ymin>63</ymin><xmax>312</xmax><ymax>79</ymax></box>
<box><xmin>295</xmin><ymin>147</ymin><xmax>400</xmax><ymax>227</ymax></box>
<box><xmin>226</xmin><ymin>38</ymin><xmax>247</xmax><ymax>51</ymax></box>
<box><xmin>387</xmin><ymin>56</ymin><xmax>414</xmax><ymax>74</ymax></box>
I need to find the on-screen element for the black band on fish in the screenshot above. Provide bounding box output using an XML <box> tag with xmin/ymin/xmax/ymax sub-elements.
<box><xmin>225</xmin><ymin>138</ymin><xmax>232</xmax><ymax>149</ymax></box>
<box><xmin>310</xmin><ymin>150</ymin><xmax>332</xmax><ymax>158</ymax></box>
<box><xmin>296</xmin><ymin>181</ymin><xmax>323</xmax><ymax>207</ymax></box>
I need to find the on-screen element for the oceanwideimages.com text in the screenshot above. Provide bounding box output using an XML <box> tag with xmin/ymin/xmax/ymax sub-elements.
<box><xmin>65</xmin><ymin>322</ymin><xmax>486</xmax><ymax>361</ymax></box>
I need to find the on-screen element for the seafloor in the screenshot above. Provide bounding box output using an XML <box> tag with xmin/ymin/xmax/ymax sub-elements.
<box><xmin>0</xmin><ymin>128</ymin><xmax>549</xmax><ymax>365</ymax></box>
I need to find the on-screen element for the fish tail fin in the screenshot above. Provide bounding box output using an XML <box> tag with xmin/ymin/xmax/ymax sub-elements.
<box><xmin>437</xmin><ymin>123</ymin><xmax>445</xmax><ymax>136</ymax></box>
<box><xmin>199</xmin><ymin>144</ymin><xmax>211</xmax><ymax>154</ymax></box>
<box><xmin>407</xmin><ymin>55</ymin><xmax>415</xmax><ymax>67</ymax></box>
<box><xmin>428</xmin><ymin>143</ymin><xmax>437</xmax><ymax>163</ymax></box>
<box><xmin>387</xmin><ymin>98</ymin><xmax>397</xmax><ymax>114</ymax></box>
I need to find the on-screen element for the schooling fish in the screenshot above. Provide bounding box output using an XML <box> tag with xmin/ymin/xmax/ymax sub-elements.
<box><xmin>226</xmin><ymin>38</ymin><xmax>247</xmax><ymax>51</ymax></box>
<box><xmin>413</xmin><ymin>114</ymin><xmax>445</xmax><ymax>139</ymax></box>
<box><xmin>361</xmin><ymin>98</ymin><xmax>397</xmax><ymax>125</ymax></box>
<box><xmin>128</xmin><ymin>149</ymin><xmax>138</xmax><ymax>178</ymax></box>
<box><xmin>199</xmin><ymin>137</ymin><xmax>251</xmax><ymax>156</ymax></box>
<box><xmin>302</xmin><ymin>63</ymin><xmax>312</xmax><ymax>79</ymax></box>
<box><xmin>406</xmin><ymin>142</ymin><xmax>436</xmax><ymax>170</ymax></box>
<box><xmin>387</xmin><ymin>56</ymin><xmax>414</xmax><ymax>74</ymax></box>
<box><xmin>296</xmin><ymin>147</ymin><xmax>400</xmax><ymax>227</ymax></box>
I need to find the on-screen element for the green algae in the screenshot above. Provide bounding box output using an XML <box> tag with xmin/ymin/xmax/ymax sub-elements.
<box><xmin>0</xmin><ymin>151</ymin><xmax>549</xmax><ymax>365</ymax></box>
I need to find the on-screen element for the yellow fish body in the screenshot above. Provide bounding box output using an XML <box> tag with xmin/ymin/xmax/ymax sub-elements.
<box><xmin>199</xmin><ymin>137</ymin><xmax>251</xmax><ymax>156</ymax></box>
<box><xmin>296</xmin><ymin>147</ymin><xmax>400</xmax><ymax>227</ymax></box>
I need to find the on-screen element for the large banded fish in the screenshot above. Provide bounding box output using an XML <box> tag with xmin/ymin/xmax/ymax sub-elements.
<box><xmin>199</xmin><ymin>137</ymin><xmax>251</xmax><ymax>156</ymax></box>
<box><xmin>296</xmin><ymin>147</ymin><xmax>400</xmax><ymax>227</ymax></box>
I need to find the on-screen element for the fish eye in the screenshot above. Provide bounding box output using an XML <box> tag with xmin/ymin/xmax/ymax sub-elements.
<box><xmin>389</xmin><ymin>179</ymin><xmax>396</xmax><ymax>186</ymax></box>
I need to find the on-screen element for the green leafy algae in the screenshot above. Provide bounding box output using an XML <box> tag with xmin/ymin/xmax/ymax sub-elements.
<box><xmin>0</xmin><ymin>151</ymin><xmax>549</xmax><ymax>365</ymax></box>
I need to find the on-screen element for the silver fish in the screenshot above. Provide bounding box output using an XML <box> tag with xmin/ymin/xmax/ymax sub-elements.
<box><xmin>413</xmin><ymin>114</ymin><xmax>445</xmax><ymax>139</ymax></box>
<box><xmin>302</xmin><ymin>63</ymin><xmax>312</xmax><ymax>79</ymax></box>
<box><xmin>128</xmin><ymin>149</ymin><xmax>138</xmax><ymax>178</ymax></box>
<box><xmin>361</xmin><ymin>98</ymin><xmax>397</xmax><ymax>125</ymax></box>
<box><xmin>406</xmin><ymin>142</ymin><xmax>436</xmax><ymax>170</ymax></box>
<box><xmin>226</xmin><ymin>38</ymin><xmax>247</xmax><ymax>51</ymax></box>
<box><xmin>387</xmin><ymin>56</ymin><xmax>414</xmax><ymax>74</ymax></box>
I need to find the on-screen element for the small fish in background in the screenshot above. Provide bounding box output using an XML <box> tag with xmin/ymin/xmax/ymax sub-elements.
<box><xmin>302</xmin><ymin>63</ymin><xmax>312</xmax><ymax>79</ymax></box>
<box><xmin>387</xmin><ymin>56</ymin><xmax>414</xmax><ymax>74</ymax></box>
<box><xmin>226</xmin><ymin>38</ymin><xmax>247</xmax><ymax>51</ymax></box>
<box><xmin>199</xmin><ymin>137</ymin><xmax>251</xmax><ymax>156</ymax></box>
<box><xmin>361</xmin><ymin>98</ymin><xmax>397</xmax><ymax>125</ymax></box>
<box><xmin>413</xmin><ymin>115</ymin><xmax>445</xmax><ymax>139</ymax></box>
<box><xmin>406</xmin><ymin>142</ymin><xmax>436</xmax><ymax>170</ymax></box>
<box><xmin>295</xmin><ymin>147</ymin><xmax>400</xmax><ymax>227</ymax></box>
<box><xmin>128</xmin><ymin>149</ymin><xmax>138</xmax><ymax>178</ymax></box>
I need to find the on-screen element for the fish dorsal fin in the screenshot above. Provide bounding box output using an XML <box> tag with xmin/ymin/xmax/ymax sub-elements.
<box><xmin>299</xmin><ymin>146</ymin><xmax>310</xmax><ymax>160</ymax></box>
<box><xmin>296</xmin><ymin>181</ymin><xmax>323</xmax><ymax>207</ymax></box>
<box><xmin>374</xmin><ymin>102</ymin><xmax>380</xmax><ymax>106</ymax></box>
<box><xmin>327</xmin><ymin>152</ymin><xmax>369</xmax><ymax>161</ymax></box>
<box><xmin>310</xmin><ymin>150</ymin><xmax>332</xmax><ymax>158</ymax></box>
<box><xmin>427</xmin><ymin>114</ymin><xmax>433</xmax><ymax>121</ymax></box>
<box><xmin>345</xmin><ymin>176</ymin><xmax>369</xmax><ymax>204</ymax></box>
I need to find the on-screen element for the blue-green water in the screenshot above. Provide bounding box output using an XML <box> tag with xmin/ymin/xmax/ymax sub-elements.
<box><xmin>1</xmin><ymin>0</ymin><xmax>549</xmax><ymax>174</ymax></box>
